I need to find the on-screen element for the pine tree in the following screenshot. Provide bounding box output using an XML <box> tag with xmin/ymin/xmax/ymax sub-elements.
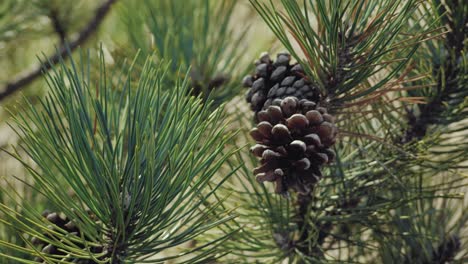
<box><xmin>0</xmin><ymin>0</ymin><xmax>466</xmax><ymax>263</ymax></box>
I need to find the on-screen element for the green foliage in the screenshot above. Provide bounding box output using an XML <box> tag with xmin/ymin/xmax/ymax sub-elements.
<box><xmin>209</xmin><ymin>1</ymin><xmax>468</xmax><ymax>263</ymax></box>
<box><xmin>0</xmin><ymin>0</ymin><xmax>28</xmax><ymax>42</ymax></box>
<box><xmin>0</xmin><ymin>50</ymin><xmax>239</xmax><ymax>263</ymax></box>
<box><xmin>209</xmin><ymin>109</ymin><xmax>294</xmax><ymax>263</ymax></box>
<box><xmin>0</xmin><ymin>0</ymin><xmax>34</xmax><ymax>42</ymax></box>
<box><xmin>400</xmin><ymin>0</ymin><xmax>468</xmax><ymax>143</ymax></box>
<box><xmin>250</xmin><ymin>0</ymin><xmax>433</xmax><ymax>105</ymax></box>
<box><xmin>0</xmin><ymin>179</ymin><xmax>49</xmax><ymax>262</ymax></box>
<box><xmin>0</xmin><ymin>0</ymin><xmax>466</xmax><ymax>263</ymax></box>
<box><xmin>212</xmin><ymin>110</ymin><xmax>466</xmax><ymax>263</ymax></box>
<box><xmin>119</xmin><ymin>0</ymin><xmax>251</xmax><ymax>106</ymax></box>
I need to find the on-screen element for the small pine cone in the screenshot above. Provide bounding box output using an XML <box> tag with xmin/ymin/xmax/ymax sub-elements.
<box><xmin>191</xmin><ymin>68</ymin><xmax>230</xmax><ymax>95</ymax></box>
<box><xmin>250</xmin><ymin>97</ymin><xmax>338</xmax><ymax>194</ymax></box>
<box><xmin>243</xmin><ymin>52</ymin><xmax>321</xmax><ymax>116</ymax></box>
<box><xmin>32</xmin><ymin>211</ymin><xmax>80</xmax><ymax>246</ymax></box>
<box><xmin>32</xmin><ymin>210</ymin><xmax>105</xmax><ymax>263</ymax></box>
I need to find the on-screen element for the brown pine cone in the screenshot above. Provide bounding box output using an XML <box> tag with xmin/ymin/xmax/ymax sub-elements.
<box><xmin>250</xmin><ymin>97</ymin><xmax>338</xmax><ymax>194</ymax></box>
<box><xmin>243</xmin><ymin>52</ymin><xmax>320</xmax><ymax>115</ymax></box>
<box><xmin>32</xmin><ymin>210</ymin><xmax>105</xmax><ymax>263</ymax></box>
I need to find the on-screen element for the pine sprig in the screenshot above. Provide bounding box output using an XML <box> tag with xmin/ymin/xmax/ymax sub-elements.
<box><xmin>228</xmin><ymin>1</ymin><xmax>466</xmax><ymax>262</ymax></box>
<box><xmin>0</xmin><ymin>50</ymin><xmax>239</xmax><ymax>263</ymax></box>
<box><xmin>401</xmin><ymin>0</ymin><xmax>468</xmax><ymax>144</ymax></box>
<box><xmin>250</xmin><ymin>0</ymin><xmax>434</xmax><ymax>106</ymax></box>
<box><xmin>120</xmin><ymin>0</ymin><xmax>252</xmax><ymax>106</ymax></box>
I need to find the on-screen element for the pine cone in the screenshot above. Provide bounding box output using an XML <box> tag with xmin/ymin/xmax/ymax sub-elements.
<box><xmin>191</xmin><ymin>68</ymin><xmax>230</xmax><ymax>96</ymax></box>
<box><xmin>243</xmin><ymin>52</ymin><xmax>320</xmax><ymax>115</ymax></box>
<box><xmin>250</xmin><ymin>97</ymin><xmax>338</xmax><ymax>194</ymax></box>
<box><xmin>32</xmin><ymin>210</ymin><xmax>105</xmax><ymax>263</ymax></box>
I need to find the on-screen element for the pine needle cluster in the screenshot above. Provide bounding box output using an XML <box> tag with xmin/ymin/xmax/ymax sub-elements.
<box><xmin>0</xmin><ymin>0</ymin><xmax>466</xmax><ymax>263</ymax></box>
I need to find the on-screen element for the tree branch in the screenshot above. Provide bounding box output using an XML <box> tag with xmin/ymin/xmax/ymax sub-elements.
<box><xmin>0</xmin><ymin>0</ymin><xmax>117</xmax><ymax>102</ymax></box>
<box><xmin>400</xmin><ymin>1</ymin><xmax>466</xmax><ymax>143</ymax></box>
<box><xmin>49</xmin><ymin>8</ymin><xmax>67</xmax><ymax>46</ymax></box>
<box><xmin>294</xmin><ymin>193</ymin><xmax>313</xmax><ymax>256</ymax></box>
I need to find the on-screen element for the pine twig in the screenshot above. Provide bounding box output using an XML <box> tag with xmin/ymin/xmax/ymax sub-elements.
<box><xmin>0</xmin><ymin>0</ymin><xmax>117</xmax><ymax>102</ymax></box>
<box><xmin>295</xmin><ymin>193</ymin><xmax>313</xmax><ymax>256</ymax></box>
<box><xmin>401</xmin><ymin>1</ymin><xmax>466</xmax><ymax>143</ymax></box>
<box><xmin>49</xmin><ymin>8</ymin><xmax>67</xmax><ymax>45</ymax></box>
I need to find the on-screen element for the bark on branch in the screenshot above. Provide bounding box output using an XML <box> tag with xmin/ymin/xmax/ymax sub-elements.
<box><xmin>0</xmin><ymin>0</ymin><xmax>117</xmax><ymax>102</ymax></box>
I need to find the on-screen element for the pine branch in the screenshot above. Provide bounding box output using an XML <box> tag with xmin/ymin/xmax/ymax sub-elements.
<box><xmin>326</xmin><ymin>32</ymin><xmax>361</xmax><ymax>98</ymax></box>
<box><xmin>401</xmin><ymin>0</ymin><xmax>467</xmax><ymax>143</ymax></box>
<box><xmin>49</xmin><ymin>8</ymin><xmax>67</xmax><ymax>45</ymax></box>
<box><xmin>294</xmin><ymin>193</ymin><xmax>315</xmax><ymax>256</ymax></box>
<box><xmin>245</xmin><ymin>1</ymin><xmax>432</xmax><ymax>262</ymax></box>
<box><xmin>402</xmin><ymin>55</ymin><xmax>465</xmax><ymax>143</ymax></box>
<box><xmin>250</xmin><ymin>0</ymin><xmax>427</xmax><ymax>106</ymax></box>
<box><xmin>0</xmin><ymin>50</ymin><xmax>238</xmax><ymax>262</ymax></box>
<box><xmin>0</xmin><ymin>0</ymin><xmax>117</xmax><ymax>102</ymax></box>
